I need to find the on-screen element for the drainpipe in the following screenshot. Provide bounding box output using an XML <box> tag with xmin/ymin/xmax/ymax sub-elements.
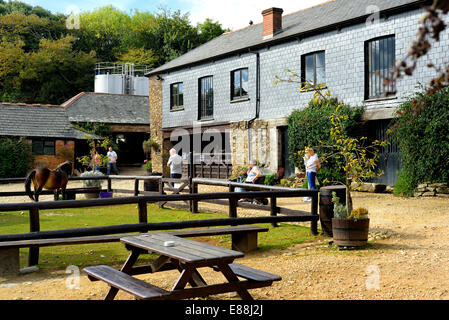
<box><xmin>247</xmin><ymin>50</ymin><xmax>260</xmax><ymax>162</ymax></box>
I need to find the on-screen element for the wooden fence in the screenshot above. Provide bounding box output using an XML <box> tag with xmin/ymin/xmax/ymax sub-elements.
<box><xmin>0</xmin><ymin>187</ymin><xmax>319</xmax><ymax>266</ymax></box>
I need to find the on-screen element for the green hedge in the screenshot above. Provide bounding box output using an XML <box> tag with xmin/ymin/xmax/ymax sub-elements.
<box><xmin>286</xmin><ymin>98</ymin><xmax>364</xmax><ymax>185</ymax></box>
<box><xmin>392</xmin><ymin>88</ymin><xmax>449</xmax><ymax>190</ymax></box>
<box><xmin>0</xmin><ymin>137</ymin><xmax>33</xmax><ymax>178</ymax></box>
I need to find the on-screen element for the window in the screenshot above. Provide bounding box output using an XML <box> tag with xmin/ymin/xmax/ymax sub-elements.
<box><xmin>170</xmin><ymin>82</ymin><xmax>184</xmax><ymax>109</ymax></box>
<box><xmin>301</xmin><ymin>51</ymin><xmax>325</xmax><ymax>88</ymax></box>
<box><xmin>199</xmin><ymin>76</ymin><xmax>213</xmax><ymax>120</ymax></box>
<box><xmin>365</xmin><ymin>35</ymin><xmax>396</xmax><ymax>100</ymax></box>
<box><xmin>32</xmin><ymin>140</ymin><xmax>55</xmax><ymax>155</ymax></box>
<box><xmin>231</xmin><ymin>68</ymin><xmax>249</xmax><ymax>100</ymax></box>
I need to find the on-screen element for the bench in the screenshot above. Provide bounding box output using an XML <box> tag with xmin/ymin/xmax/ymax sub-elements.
<box><xmin>213</xmin><ymin>263</ymin><xmax>282</xmax><ymax>282</ymax></box>
<box><xmin>84</xmin><ymin>263</ymin><xmax>281</xmax><ymax>301</ymax></box>
<box><xmin>84</xmin><ymin>265</ymin><xmax>170</xmax><ymax>300</ymax></box>
<box><xmin>0</xmin><ymin>225</ymin><xmax>268</xmax><ymax>276</ymax></box>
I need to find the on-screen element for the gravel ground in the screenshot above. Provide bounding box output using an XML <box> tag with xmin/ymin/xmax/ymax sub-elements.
<box><xmin>0</xmin><ymin>179</ymin><xmax>448</xmax><ymax>300</ymax></box>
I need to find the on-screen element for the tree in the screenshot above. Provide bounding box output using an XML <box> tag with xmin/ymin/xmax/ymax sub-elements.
<box><xmin>75</xmin><ymin>5</ymin><xmax>132</xmax><ymax>62</ymax></box>
<box><xmin>118</xmin><ymin>47</ymin><xmax>159</xmax><ymax>67</ymax></box>
<box><xmin>275</xmin><ymin>73</ymin><xmax>386</xmax><ymax>213</ymax></box>
<box><xmin>313</xmin><ymin>102</ymin><xmax>386</xmax><ymax>213</ymax></box>
<box><xmin>20</xmin><ymin>35</ymin><xmax>96</xmax><ymax>104</ymax></box>
<box><xmin>197</xmin><ymin>18</ymin><xmax>228</xmax><ymax>43</ymax></box>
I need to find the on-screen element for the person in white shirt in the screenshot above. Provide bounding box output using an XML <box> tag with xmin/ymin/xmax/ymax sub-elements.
<box><xmin>167</xmin><ymin>149</ymin><xmax>183</xmax><ymax>185</ymax></box>
<box><xmin>106</xmin><ymin>147</ymin><xmax>119</xmax><ymax>175</ymax></box>
<box><xmin>303</xmin><ymin>148</ymin><xmax>321</xmax><ymax>202</ymax></box>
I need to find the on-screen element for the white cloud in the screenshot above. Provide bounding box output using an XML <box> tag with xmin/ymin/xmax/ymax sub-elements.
<box><xmin>182</xmin><ymin>0</ymin><xmax>330</xmax><ymax>29</ymax></box>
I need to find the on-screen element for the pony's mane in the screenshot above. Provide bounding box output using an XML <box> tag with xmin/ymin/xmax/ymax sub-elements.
<box><xmin>57</xmin><ymin>161</ymin><xmax>73</xmax><ymax>176</ymax></box>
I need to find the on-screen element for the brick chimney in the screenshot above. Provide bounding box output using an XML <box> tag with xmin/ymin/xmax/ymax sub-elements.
<box><xmin>262</xmin><ymin>7</ymin><xmax>283</xmax><ymax>39</ymax></box>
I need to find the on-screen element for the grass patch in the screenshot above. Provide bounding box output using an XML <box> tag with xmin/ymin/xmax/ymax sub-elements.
<box><xmin>0</xmin><ymin>204</ymin><xmax>317</xmax><ymax>270</ymax></box>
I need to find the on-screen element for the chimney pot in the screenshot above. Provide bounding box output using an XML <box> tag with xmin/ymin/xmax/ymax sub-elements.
<box><xmin>262</xmin><ymin>7</ymin><xmax>283</xmax><ymax>39</ymax></box>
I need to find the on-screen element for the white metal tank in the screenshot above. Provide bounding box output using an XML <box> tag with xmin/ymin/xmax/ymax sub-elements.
<box><xmin>132</xmin><ymin>76</ymin><xmax>149</xmax><ymax>96</ymax></box>
<box><xmin>94</xmin><ymin>74</ymin><xmax>124</xmax><ymax>94</ymax></box>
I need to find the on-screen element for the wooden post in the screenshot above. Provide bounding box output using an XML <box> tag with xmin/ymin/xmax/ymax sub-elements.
<box><xmin>270</xmin><ymin>196</ymin><xmax>278</xmax><ymax>228</ymax></box>
<box><xmin>311</xmin><ymin>192</ymin><xmax>319</xmax><ymax>236</ymax></box>
<box><xmin>28</xmin><ymin>206</ymin><xmax>40</xmax><ymax>266</ymax></box>
<box><xmin>138</xmin><ymin>199</ymin><xmax>148</xmax><ymax>224</ymax></box>
<box><xmin>229</xmin><ymin>195</ymin><xmax>237</xmax><ymax>226</ymax></box>
<box><xmin>107</xmin><ymin>178</ymin><xmax>112</xmax><ymax>192</ymax></box>
<box><xmin>134</xmin><ymin>179</ymin><xmax>139</xmax><ymax>197</ymax></box>
<box><xmin>158</xmin><ymin>178</ymin><xmax>164</xmax><ymax>208</ymax></box>
<box><xmin>190</xmin><ymin>181</ymin><xmax>199</xmax><ymax>214</ymax></box>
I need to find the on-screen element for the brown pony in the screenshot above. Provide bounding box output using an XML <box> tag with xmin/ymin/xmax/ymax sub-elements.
<box><xmin>25</xmin><ymin>161</ymin><xmax>73</xmax><ymax>202</ymax></box>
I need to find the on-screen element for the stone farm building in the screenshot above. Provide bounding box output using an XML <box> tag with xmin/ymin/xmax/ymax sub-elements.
<box><xmin>0</xmin><ymin>103</ymin><xmax>90</xmax><ymax>169</ymax></box>
<box><xmin>146</xmin><ymin>0</ymin><xmax>448</xmax><ymax>186</ymax></box>
<box><xmin>62</xmin><ymin>92</ymin><xmax>150</xmax><ymax>166</ymax></box>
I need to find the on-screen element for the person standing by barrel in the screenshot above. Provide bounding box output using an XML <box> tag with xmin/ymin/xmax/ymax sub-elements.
<box><xmin>303</xmin><ymin>147</ymin><xmax>321</xmax><ymax>202</ymax></box>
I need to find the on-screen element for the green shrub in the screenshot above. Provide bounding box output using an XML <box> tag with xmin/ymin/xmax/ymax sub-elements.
<box><xmin>393</xmin><ymin>169</ymin><xmax>416</xmax><ymax>197</ymax></box>
<box><xmin>392</xmin><ymin>87</ymin><xmax>449</xmax><ymax>187</ymax></box>
<box><xmin>0</xmin><ymin>137</ymin><xmax>33</xmax><ymax>178</ymax></box>
<box><xmin>263</xmin><ymin>174</ymin><xmax>276</xmax><ymax>186</ymax></box>
<box><xmin>286</xmin><ymin>98</ymin><xmax>364</xmax><ymax>186</ymax></box>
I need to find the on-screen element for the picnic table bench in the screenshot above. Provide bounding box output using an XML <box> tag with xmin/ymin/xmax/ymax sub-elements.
<box><xmin>84</xmin><ymin>233</ymin><xmax>281</xmax><ymax>300</ymax></box>
<box><xmin>0</xmin><ymin>225</ymin><xmax>268</xmax><ymax>276</ymax></box>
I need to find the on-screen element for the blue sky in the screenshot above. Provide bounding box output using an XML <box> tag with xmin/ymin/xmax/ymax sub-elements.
<box><xmin>21</xmin><ymin>0</ymin><xmax>328</xmax><ymax>30</ymax></box>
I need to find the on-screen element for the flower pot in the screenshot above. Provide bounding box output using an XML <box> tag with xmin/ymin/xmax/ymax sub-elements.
<box><xmin>332</xmin><ymin>218</ymin><xmax>370</xmax><ymax>247</ymax></box>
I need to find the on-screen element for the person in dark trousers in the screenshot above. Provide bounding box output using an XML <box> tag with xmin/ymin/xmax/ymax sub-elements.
<box><xmin>106</xmin><ymin>147</ymin><xmax>119</xmax><ymax>176</ymax></box>
<box><xmin>167</xmin><ymin>148</ymin><xmax>183</xmax><ymax>186</ymax></box>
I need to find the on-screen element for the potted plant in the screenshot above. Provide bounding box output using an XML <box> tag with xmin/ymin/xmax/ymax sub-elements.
<box><xmin>331</xmin><ymin>192</ymin><xmax>370</xmax><ymax>247</ymax></box>
<box><xmin>142</xmin><ymin>139</ymin><xmax>161</xmax><ymax>158</ymax></box>
<box><xmin>80</xmin><ymin>171</ymin><xmax>104</xmax><ymax>199</ymax></box>
<box><xmin>143</xmin><ymin>160</ymin><xmax>152</xmax><ymax>173</ymax></box>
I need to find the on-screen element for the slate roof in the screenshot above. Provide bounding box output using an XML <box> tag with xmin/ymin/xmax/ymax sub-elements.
<box><xmin>0</xmin><ymin>103</ymin><xmax>94</xmax><ymax>139</ymax></box>
<box><xmin>147</xmin><ymin>0</ymin><xmax>427</xmax><ymax>76</ymax></box>
<box><xmin>62</xmin><ymin>92</ymin><xmax>150</xmax><ymax>125</ymax></box>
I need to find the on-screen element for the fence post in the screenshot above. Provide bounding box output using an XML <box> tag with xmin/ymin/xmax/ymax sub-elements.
<box><xmin>134</xmin><ymin>179</ymin><xmax>139</xmax><ymax>197</ymax></box>
<box><xmin>310</xmin><ymin>191</ymin><xmax>319</xmax><ymax>236</ymax></box>
<box><xmin>28</xmin><ymin>206</ymin><xmax>40</xmax><ymax>266</ymax></box>
<box><xmin>158</xmin><ymin>178</ymin><xmax>164</xmax><ymax>208</ymax></box>
<box><xmin>107</xmin><ymin>178</ymin><xmax>112</xmax><ymax>192</ymax></box>
<box><xmin>190</xmin><ymin>180</ymin><xmax>199</xmax><ymax>214</ymax></box>
<box><xmin>138</xmin><ymin>199</ymin><xmax>148</xmax><ymax>224</ymax></box>
<box><xmin>270</xmin><ymin>196</ymin><xmax>278</xmax><ymax>228</ymax></box>
<box><xmin>229</xmin><ymin>194</ymin><xmax>237</xmax><ymax>226</ymax></box>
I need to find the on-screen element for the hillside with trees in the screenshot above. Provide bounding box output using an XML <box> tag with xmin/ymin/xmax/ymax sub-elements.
<box><xmin>0</xmin><ymin>1</ymin><xmax>228</xmax><ymax>105</ymax></box>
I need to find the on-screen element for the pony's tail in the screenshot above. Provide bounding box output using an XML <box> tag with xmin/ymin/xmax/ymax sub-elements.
<box><xmin>25</xmin><ymin>170</ymin><xmax>36</xmax><ymax>201</ymax></box>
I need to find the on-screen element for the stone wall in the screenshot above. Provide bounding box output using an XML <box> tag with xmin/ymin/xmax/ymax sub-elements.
<box><xmin>230</xmin><ymin>119</ymin><xmax>283</xmax><ymax>173</ymax></box>
<box><xmin>148</xmin><ymin>75</ymin><xmax>165</xmax><ymax>175</ymax></box>
<box><xmin>414</xmin><ymin>183</ymin><xmax>449</xmax><ymax>198</ymax></box>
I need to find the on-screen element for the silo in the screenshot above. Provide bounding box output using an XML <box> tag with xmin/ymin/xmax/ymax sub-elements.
<box><xmin>94</xmin><ymin>74</ymin><xmax>124</xmax><ymax>94</ymax></box>
<box><xmin>132</xmin><ymin>76</ymin><xmax>149</xmax><ymax>96</ymax></box>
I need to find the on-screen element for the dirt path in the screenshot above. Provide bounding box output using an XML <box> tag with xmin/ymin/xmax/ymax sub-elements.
<box><xmin>0</xmin><ymin>180</ymin><xmax>448</xmax><ymax>300</ymax></box>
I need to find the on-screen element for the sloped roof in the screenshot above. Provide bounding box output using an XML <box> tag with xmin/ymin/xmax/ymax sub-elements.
<box><xmin>62</xmin><ymin>92</ymin><xmax>150</xmax><ymax>125</ymax></box>
<box><xmin>0</xmin><ymin>103</ymin><xmax>94</xmax><ymax>139</ymax></box>
<box><xmin>147</xmin><ymin>0</ymin><xmax>427</xmax><ymax>76</ymax></box>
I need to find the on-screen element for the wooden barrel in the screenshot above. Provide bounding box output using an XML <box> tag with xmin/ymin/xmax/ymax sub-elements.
<box><xmin>319</xmin><ymin>186</ymin><xmax>347</xmax><ymax>237</ymax></box>
<box><xmin>332</xmin><ymin>218</ymin><xmax>370</xmax><ymax>247</ymax></box>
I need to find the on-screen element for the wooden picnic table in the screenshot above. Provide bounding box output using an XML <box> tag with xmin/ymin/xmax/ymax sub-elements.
<box><xmin>84</xmin><ymin>233</ymin><xmax>281</xmax><ymax>300</ymax></box>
